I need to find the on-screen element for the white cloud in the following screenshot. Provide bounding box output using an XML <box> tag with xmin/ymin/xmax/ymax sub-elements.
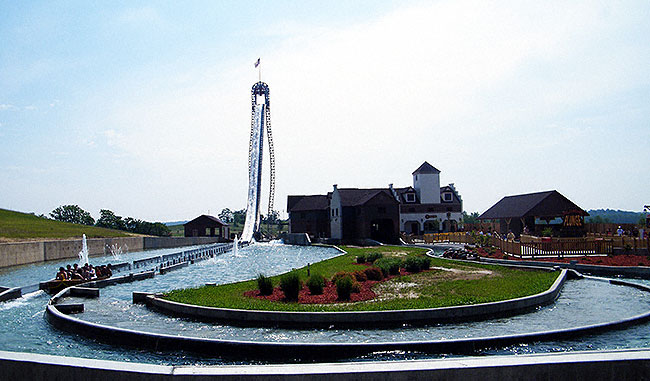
<box><xmin>0</xmin><ymin>104</ymin><xmax>17</xmax><ymax>111</ymax></box>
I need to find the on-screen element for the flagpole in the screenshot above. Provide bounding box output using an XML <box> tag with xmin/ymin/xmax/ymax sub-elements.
<box><xmin>258</xmin><ymin>64</ymin><xmax>261</xmax><ymax>82</ymax></box>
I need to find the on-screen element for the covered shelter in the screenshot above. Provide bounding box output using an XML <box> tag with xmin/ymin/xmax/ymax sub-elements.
<box><xmin>184</xmin><ymin>215</ymin><xmax>229</xmax><ymax>240</ymax></box>
<box><xmin>478</xmin><ymin>190</ymin><xmax>588</xmax><ymax>237</ymax></box>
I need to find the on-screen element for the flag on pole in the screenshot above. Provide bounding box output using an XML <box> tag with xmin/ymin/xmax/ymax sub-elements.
<box><xmin>254</xmin><ymin>58</ymin><xmax>260</xmax><ymax>68</ymax></box>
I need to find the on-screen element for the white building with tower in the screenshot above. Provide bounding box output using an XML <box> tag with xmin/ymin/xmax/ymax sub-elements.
<box><xmin>391</xmin><ymin>162</ymin><xmax>463</xmax><ymax>235</ymax></box>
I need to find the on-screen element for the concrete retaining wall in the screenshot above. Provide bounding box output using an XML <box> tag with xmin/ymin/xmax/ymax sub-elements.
<box><xmin>2</xmin><ymin>349</ymin><xmax>650</xmax><ymax>380</ymax></box>
<box><xmin>0</xmin><ymin>237</ymin><xmax>223</xmax><ymax>269</ymax></box>
<box><xmin>144</xmin><ymin>269</ymin><xmax>566</xmax><ymax>328</ymax></box>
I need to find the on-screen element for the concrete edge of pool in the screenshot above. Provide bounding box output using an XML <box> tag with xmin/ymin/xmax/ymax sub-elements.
<box><xmin>140</xmin><ymin>268</ymin><xmax>567</xmax><ymax>327</ymax></box>
<box><xmin>2</xmin><ymin>348</ymin><xmax>650</xmax><ymax>380</ymax></box>
<box><xmin>43</xmin><ymin>274</ymin><xmax>650</xmax><ymax>360</ymax></box>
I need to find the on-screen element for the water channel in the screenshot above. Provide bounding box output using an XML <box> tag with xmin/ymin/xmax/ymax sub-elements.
<box><xmin>1</xmin><ymin>243</ymin><xmax>650</xmax><ymax>365</ymax></box>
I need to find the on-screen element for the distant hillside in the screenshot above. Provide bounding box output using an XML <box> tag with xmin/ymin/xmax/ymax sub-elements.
<box><xmin>0</xmin><ymin>208</ymin><xmax>132</xmax><ymax>241</ymax></box>
<box><xmin>585</xmin><ymin>209</ymin><xmax>645</xmax><ymax>224</ymax></box>
<box><xmin>164</xmin><ymin>221</ymin><xmax>188</xmax><ymax>226</ymax></box>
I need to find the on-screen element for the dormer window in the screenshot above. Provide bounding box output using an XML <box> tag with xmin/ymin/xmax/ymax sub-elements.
<box><xmin>443</xmin><ymin>192</ymin><xmax>453</xmax><ymax>202</ymax></box>
<box><xmin>405</xmin><ymin>193</ymin><xmax>416</xmax><ymax>203</ymax></box>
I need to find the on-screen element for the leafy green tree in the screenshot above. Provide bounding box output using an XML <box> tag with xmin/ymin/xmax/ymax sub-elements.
<box><xmin>263</xmin><ymin>210</ymin><xmax>279</xmax><ymax>224</ymax></box>
<box><xmin>218</xmin><ymin>208</ymin><xmax>233</xmax><ymax>223</ymax></box>
<box><xmin>95</xmin><ymin>209</ymin><xmax>126</xmax><ymax>230</ymax></box>
<box><xmin>50</xmin><ymin>205</ymin><xmax>95</xmax><ymax>225</ymax></box>
<box><xmin>232</xmin><ymin>209</ymin><xmax>246</xmax><ymax>227</ymax></box>
<box><xmin>462</xmin><ymin>211</ymin><xmax>480</xmax><ymax>224</ymax></box>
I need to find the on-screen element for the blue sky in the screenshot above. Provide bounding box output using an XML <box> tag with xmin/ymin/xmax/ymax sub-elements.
<box><xmin>1</xmin><ymin>1</ymin><xmax>649</xmax><ymax>222</ymax></box>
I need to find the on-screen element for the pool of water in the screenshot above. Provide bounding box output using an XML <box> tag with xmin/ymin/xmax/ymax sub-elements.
<box><xmin>1</xmin><ymin>243</ymin><xmax>650</xmax><ymax>365</ymax></box>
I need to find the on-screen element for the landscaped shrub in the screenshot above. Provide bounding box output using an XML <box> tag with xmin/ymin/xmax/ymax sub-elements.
<box><xmin>418</xmin><ymin>256</ymin><xmax>431</xmax><ymax>270</ymax></box>
<box><xmin>279</xmin><ymin>271</ymin><xmax>302</xmax><ymax>301</ymax></box>
<box><xmin>375</xmin><ymin>257</ymin><xmax>401</xmax><ymax>276</ymax></box>
<box><xmin>356</xmin><ymin>254</ymin><xmax>366</xmax><ymax>264</ymax></box>
<box><xmin>307</xmin><ymin>273</ymin><xmax>325</xmax><ymax>295</ymax></box>
<box><xmin>364</xmin><ymin>266</ymin><xmax>383</xmax><ymax>281</ymax></box>
<box><xmin>336</xmin><ymin>274</ymin><xmax>354</xmax><ymax>300</ymax></box>
<box><xmin>351</xmin><ymin>281</ymin><xmax>361</xmax><ymax>293</ymax></box>
<box><xmin>331</xmin><ymin>271</ymin><xmax>351</xmax><ymax>284</ymax></box>
<box><xmin>365</xmin><ymin>252</ymin><xmax>384</xmax><ymax>263</ymax></box>
<box><xmin>404</xmin><ymin>256</ymin><xmax>431</xmax><ymax>272</ymax></box>
<box><xmin>352</xmin><ymin>270</ymin><xmax>367</xmax><ymax>282</ymax></box>
<box><xmin>541</xmin><ymin>227</ymin><xmax>553</xmax><ymax>237</ymax></box>
<box><xmin>404</xmin><ymin>256</ymin><xmax>422</xmax><ymax>273</ymax></box>
<box><xmin>256</xmin><ymin>273</ymin><xmax>274</xmax><ymax>296</ymax></box>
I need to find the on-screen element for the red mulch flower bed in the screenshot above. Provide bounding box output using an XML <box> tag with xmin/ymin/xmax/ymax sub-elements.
<box><xmin>244</xmin><ymin>268</ymin><xmax>414</xmax><ymax>304</ymax></box>
<box><xmin>474</xmin><ymin>247</ymin><xmax>650</xmax><ymax>267</ymax></box>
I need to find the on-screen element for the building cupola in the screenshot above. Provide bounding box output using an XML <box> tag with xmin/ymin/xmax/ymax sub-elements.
<box><xmin>412</xmin><ymin>161</ymin><xmax>441</xmax><ymax>204</ymax></box>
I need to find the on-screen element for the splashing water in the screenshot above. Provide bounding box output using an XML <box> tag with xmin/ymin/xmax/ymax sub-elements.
<box><xmin>241</xmin><ymin>103</ymin><xmax>265</xmax><ymax>242</ymax></box>
<box><xmin>78</xmin><ymin>234</ymin><xmax>89</xmax><ymax>266</ymax></box>
<box><xmin>233</xmin><ymin>235</ymin><xmax>240</xmax><ymax>257</ymax></box>
<box><xmin>107</xmin><ymin>243</ymin><xmax>125</xmax><ymax>261</ymax></box>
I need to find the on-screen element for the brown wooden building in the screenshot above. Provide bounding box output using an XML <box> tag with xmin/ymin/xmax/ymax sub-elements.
<box><xmin>330</xmin><ymin>187</ymin><xmax>401</xmax><ymax>243</ymax></box>
<box><xmin>287</xmin><ymin>195</ymin><xmax>330</xmax><ymax>238</ymax></box>
<box><xmin>478</xmin><ymin>190</ymin><xmax>588</xmax><ymax>237</ymax></box>
<box><xmin>184</xmin><ymin>215</ymin><xmax>229</xmax><ymax>240</ymax></box>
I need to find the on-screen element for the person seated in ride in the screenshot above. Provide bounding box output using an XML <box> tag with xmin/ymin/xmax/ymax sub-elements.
<box><xmin>65</xmin><ymin>264</ymin><xmax>74</xmax><ymax>279</ymax></box>
<box><xmin>55</xmin><ymin>267</ymin><xmax>68</xmax><ymax>281</ymax></box>
<box><xmin>105</xmin><ymin>264</ymin><xmax>113</xmax><ymax>277</ymax></box>
<box><xmin>88</xmin><ymin>265</ymin><xmax>97</xmax><ymax>280</ymax></box>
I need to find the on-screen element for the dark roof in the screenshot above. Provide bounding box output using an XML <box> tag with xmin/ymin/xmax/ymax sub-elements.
<box><xmin>288</xmin><ymin>195</ymin><xmax>329</xmax><ymax>212</ymax></box>
<box><xmin>479</xmin><ymin>190</ymin><xmax>588</xmax><ymax>220</ymax></box>
<box><xmin>412</xmin><ymin>161</ymin><xmax>440</xmax><ymax>175</ymax></box>
<box><xmin>184</xmin><ymin>215</ymin><xmax>228</xmax><ymax>226</ymax></box>
<box><xmin>333</xmin><ymin>188</ymin><xmax>398</xmax><ymax>207</ymax></box>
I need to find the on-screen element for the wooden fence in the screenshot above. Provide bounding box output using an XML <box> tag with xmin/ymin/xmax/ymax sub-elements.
<box><xmin>403</xmin><ymin>232</ymin><xmax>631</xmax><ymax>258</ymax></box>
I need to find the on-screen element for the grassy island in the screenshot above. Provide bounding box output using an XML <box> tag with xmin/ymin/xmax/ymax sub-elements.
<box><xmin>163</xmin><ymin>246</ymin><xmax>559</xmax><ymax>312</ymax></box>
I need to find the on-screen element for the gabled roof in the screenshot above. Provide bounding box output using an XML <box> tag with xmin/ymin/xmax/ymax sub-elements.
<box><xmin>184</xmin><ymin>215</ymin><xmax>228</xmax><ymax>226</ymax></box>
<box><xmin>333</xmin><ymin>188</ymin><xmax>398</xmax><ymax>207</ymax></box>
<box><xmin>479</xmin><ymin>190</ymin><xmax>588</xmax><ymax>220</ymax></box>
<box><xmin>412</xmin><ymin>161</ymin><xmax>440</xmax><ymax>175</ymax></box>
<box><xmin>288</xmin><ymin>195</ymin><xmax>329</xmax><ymax>212</ymax></box>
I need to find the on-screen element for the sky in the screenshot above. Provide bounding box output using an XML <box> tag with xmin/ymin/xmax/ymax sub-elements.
<box><xmin>1</xmin><ymin>1</ymin><xmax>649</xmax><ymax>222</ymax></box>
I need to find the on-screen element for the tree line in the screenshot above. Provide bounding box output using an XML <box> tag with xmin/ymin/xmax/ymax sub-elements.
<box><xmin>49</xmin><ymin>205</ymin><xmax>171</xmax><ymax>236</ymax></box>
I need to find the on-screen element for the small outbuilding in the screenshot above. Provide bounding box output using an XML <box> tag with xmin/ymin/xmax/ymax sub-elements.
<box><xmin>184</xmin><ymin>215</ymin><xmax>230</xmax><ymax>240</ymax></box>
<box><xmin>478</xmin><ymin>190</ymin><xmax>588</xmax><ymax>237</ymax></box>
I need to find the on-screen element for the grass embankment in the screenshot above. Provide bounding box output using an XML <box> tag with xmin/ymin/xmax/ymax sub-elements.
<box><xmin>0</xmin><ymin>208</ymin><xmax>132</xmax><ymax>241</ymax></box>
<box><xmin>164</xmin><ymin>246</ymin><xmax>559</xmax><ymax>312</ymax></box>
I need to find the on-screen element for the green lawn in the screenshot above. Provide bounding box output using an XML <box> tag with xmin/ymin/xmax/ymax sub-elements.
<box><xmin>0</xmin><ymin>208</ymin><xmax>133</xmax><ymax>240</ymax></box>
<box><xmin>164</xmin><ymin>246</ymin><xmax>560</xmax><ymax>312</ymax></box>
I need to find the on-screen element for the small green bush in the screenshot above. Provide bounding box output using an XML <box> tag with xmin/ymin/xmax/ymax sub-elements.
<box><xmin>356</xmin><ymin>254</ymin><xmax>366</xmax><ymax>264</ymax></box>
<box><xmin>375</xmin><ymin>257</ymin><xmax>401</xmax><ymax>276</ymax></box>
<box><xmin>404</xmin><ymin>256</ymin><xmax>422</xmax><ymax>273</ymax></box>
<box><xmin>418</xmin><ymin>256</ymin><xmax>431</xmax><ymax>270</ymax></box>
<box><xmin>352</xmin><ymin>270</ymin><xmax>367</xmax><ymax>282</ymax></box>
<box><xmin>280</xmin><ymin>271</ymin><xmax>302</xmax><ymax>301</ymax></box>
<box><xmin>336</xmin><ymin>275</ymin><xmax>354</xmax><ymax>300</ymax></box>
<box><xmin>365</xmin><ymin>252</ymin><xmax>384</xmax><ymax>263</ymax></box>
<box><xmin>307</xmin><ymin>273</ymin><xmax>325</xmax><ymax>295</ymax></box>
<box><xmin>331</xmin><ymin>271</ymin><xmax>351</xmax><ymax>284</ymax></box>
<box><xmin>364</xmin><ymin>266</ymin><xmax>383</xmax><ymax>281</ymax></box>
<box><xmin>256</xmin><ymin>273</ymin><xmax>274</xmax><ymax>296</ymax></box>
<box><xmin>541</xmin><ymin>227</ymin><xmax>553</xmax><ymax>237</ymax></box>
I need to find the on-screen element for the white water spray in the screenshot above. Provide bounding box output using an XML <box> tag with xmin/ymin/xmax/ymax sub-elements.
<box><xmin>241</xmin><ymin>103</ymin><xmax>265</xmax><ymax>242</ymax></box>
<box><xmin>233</xmin><ymin>234</ymin><xmax>239</xmax><ymax>257</ymax></box>
<box><xmin>78</xmin><ymin>234</ymin><xmax>89</xmax><ymax>266</ymax></box>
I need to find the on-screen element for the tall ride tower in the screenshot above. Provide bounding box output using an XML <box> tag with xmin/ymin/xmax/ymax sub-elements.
<box><xmin>241</xmin><ymin>81</ymin><xmax>275</xmax><ymax>242</ymax></box>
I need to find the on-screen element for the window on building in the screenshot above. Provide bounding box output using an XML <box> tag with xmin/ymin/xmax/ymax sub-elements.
<box><xmin>443</xmin><ymin>192</ymin><xmax>453</xmax><ymax>202</ymax></box>
<box><xmin>405</xmin><ymin>193</ymin><xmax>415</xmax><ymax>203</ymax></box>
<box><xmin>336</xmin><ymin>208</ymin><xmax>339</xmax><ymax>217</ymax></box>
